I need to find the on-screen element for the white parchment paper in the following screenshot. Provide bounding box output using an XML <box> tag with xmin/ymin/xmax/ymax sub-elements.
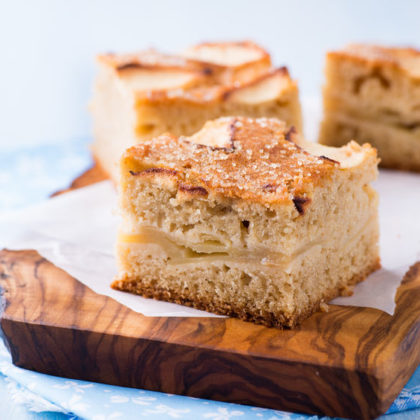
<box><xmin>1</xmin><ymin>97</ymin><xmax>420</xmax><ymax>317</ymax></box>
<box><xmin>1</xmin><ymin>168</ymin><xmax>419</xmax><ymax>317</ymax></box>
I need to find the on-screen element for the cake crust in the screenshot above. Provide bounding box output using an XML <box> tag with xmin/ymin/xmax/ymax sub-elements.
<box><xmin>98</xmin><ymin>44</ymin><xmax>295</xmax><ymax>106</ymax></box>
<box><xmin>100</xmin><ymin>41</ymin><xmax>270</xmax><ymax>72</ymax></box>
<box><xmin>123</xmin><ymin>117</ymin><xmax>376</xmax><ymax>205</ymax></box>
<box><xmin>327</xmin><ymin>44</ymin><xmax>420</xmax><ymax>79</ymax></box>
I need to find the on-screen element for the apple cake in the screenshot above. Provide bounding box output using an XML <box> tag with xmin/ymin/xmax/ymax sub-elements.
<box><xmin>112</xmin><ymin>116</ymin><xmax>380</xmax><ymax>328</ymax></box>
<box><xmin>91</xmin><ymin>41</ymin><xmax>302</xmax><ymax>181</ymax></box>
<box><xmin>319</xmin><ymin>44</ymin><xmax>420</xmax><ymax>171</ymax></box>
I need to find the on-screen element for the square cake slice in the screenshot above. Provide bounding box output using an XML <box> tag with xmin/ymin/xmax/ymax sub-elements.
<box><xmin>113</xmin><ymin>117</ymin><xmax>380</xmax><ymax>328</ymax></box>
<box><xmin>319</xmin><ymin>44</ymin><xmax>420</xmax><ymax>171</ymax></box>
<box><xmin>90</xmin><ymin>41</ymin><xmax>302</xmax><ymax>181</ymax></box>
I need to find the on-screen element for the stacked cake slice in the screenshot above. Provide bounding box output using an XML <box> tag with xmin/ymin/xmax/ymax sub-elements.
<box><xmin>113</xmin><ymin>117</ymin><xmax>380</xmax><ymax>328</ymax></box>
<box><xmin>319</xmin><ymin>44</ymin><xmax>420</xmax><ymax>171</ymax></box>
<box><xmin>90</xmin><ymin>41</ymin><xmax>302</xmax><ymax>180</ymax></box>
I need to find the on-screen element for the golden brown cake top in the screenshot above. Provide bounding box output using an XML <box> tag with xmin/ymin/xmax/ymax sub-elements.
<box><xmin>101</xmin><ymin>41</ymin><xmax>269</xmax><ymax>71</ymax></box>
<box><xmin>98</xmin><ymin>41</ymin><xmax>296</xmax><ymax>104</ymax></box>
<box><xmin>122</xmin><ymin>117</ymin><xmax>376</xmax><ymax>207</ymax></box>
<box><xmin>329</xmin><ymin>44</ymin><xmax>420</xmax><ymax>79</ymax></box>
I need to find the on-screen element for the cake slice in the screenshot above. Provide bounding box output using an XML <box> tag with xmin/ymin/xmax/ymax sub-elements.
<box><xmin>90</xmin><ymin>41</ymin><xmax>302</xmax><ymax>181</ymax></box>
<box><xmin>319</xmin><ymin>44</ymin><xmax>420</xmax><ymax>171</ymax></box>
<box><xmin>113</xmin><ymin>117</ymin><xmax>380</xmax><ymax>328</ymax></box>
<box><xmin>112</xmin><ymin>116</ymin><xmax>380</xmax><ymax>327</ymax></box>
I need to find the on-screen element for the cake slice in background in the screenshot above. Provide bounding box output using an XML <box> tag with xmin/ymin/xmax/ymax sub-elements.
<box><xmin>113</xmin><ymin>116</ymin><xmax>380</xmax><ymax>328</ymax></box>
<box><xmin>90</xmin><ymin>41</ymin><xmax>302</xmax><ymax>181</ymax></box>
<box><xmin>319</xmin><ymin>44</ymin><xmax>420</xmax><ymax>172</ymax></box>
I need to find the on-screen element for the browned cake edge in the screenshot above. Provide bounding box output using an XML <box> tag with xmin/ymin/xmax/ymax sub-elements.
<box><xmin>326</xmin><ymin>44</ymin><xmax>420</xmax><ymax>79</ymax></box>
<box><xmin>111</xmin><ymin>258</ymin><xmax>380</xmax><ymax>329</ymax></box>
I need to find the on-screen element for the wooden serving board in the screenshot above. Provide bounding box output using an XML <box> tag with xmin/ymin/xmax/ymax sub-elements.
<box><xmin>1</xmin><ymin>167</ymin><xmax>420</xmax><ymax>420</ymax></box>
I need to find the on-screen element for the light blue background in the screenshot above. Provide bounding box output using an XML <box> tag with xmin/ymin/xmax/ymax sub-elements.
<box><xmin>0</xmin><ymin>0</ymin><xmax>420</xmax><ymax>150</ymax></box>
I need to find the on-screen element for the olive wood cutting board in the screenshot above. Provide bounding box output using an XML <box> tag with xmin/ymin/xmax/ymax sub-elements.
<box><xmin>1</xmin><ymin>166</ymin><xmax>420</xmax><ymax>420</ymax></box>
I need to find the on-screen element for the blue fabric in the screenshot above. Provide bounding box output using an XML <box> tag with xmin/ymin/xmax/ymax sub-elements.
<box><xmin>0</xmin><ymin>139</ymin><xmax>91</xmax><ymax>212</ymax></box>
<box><xmin>0</xmin><ymin>139</ymin><xmax>419</xmax><ymax>420</ymax></box>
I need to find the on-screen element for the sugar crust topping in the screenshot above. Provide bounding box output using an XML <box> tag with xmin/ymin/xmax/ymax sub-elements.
<box><xmin>125</xmin><ymin>117</ymin><xmax>339</xmax><ymax>205</ymax></box>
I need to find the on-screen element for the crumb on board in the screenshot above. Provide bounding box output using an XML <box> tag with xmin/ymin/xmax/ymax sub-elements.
<box><xmin>320</xmin><ymin>302</ymin><xmax>329</xmax><ymax>313</ymax></box>
<box><xmin>340</xmin><ymin>284</ymin><xmax>355</xmax><ymax>297</ymax></box>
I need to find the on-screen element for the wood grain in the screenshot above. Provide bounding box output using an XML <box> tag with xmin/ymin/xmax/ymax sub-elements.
<box><xmin>1</xmin><ymin>166</ymin><xmax>420</xmax><ymax>419</ymax></box>
<box><xmin>50</xmin><ymin>164</ymin><xmax>107</xmax><ymax>197</ymax></box>
<box><xmin>1</xmin><ymin>250</ymin><xmax>420</xmax><ymax>419</ymax></box>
